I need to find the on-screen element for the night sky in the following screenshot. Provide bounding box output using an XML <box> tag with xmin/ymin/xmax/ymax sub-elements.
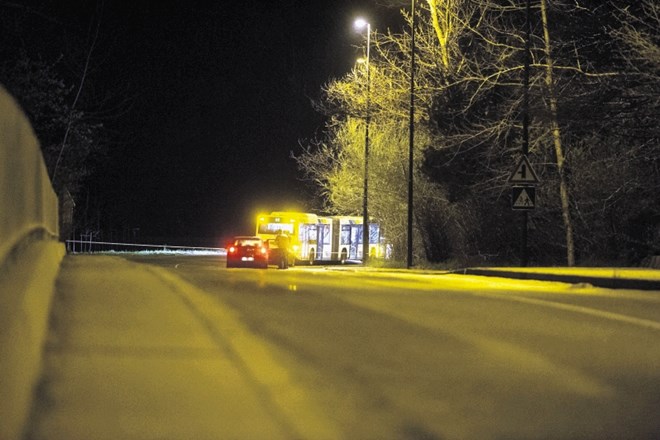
<box><xmin>43</xmin><ymin>0</ymin><xmax>404</xmax><ymax>245</ymax></box>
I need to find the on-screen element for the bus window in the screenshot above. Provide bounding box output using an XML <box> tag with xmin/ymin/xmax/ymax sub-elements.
<box><xmin>319</xmin><ymin>223</ymin><xmax>331</xmax><ymax>259</ymax></box>
<box><xmin>369</xmin><ymin>223</ymin><xmax>380</xmax><ymax>244</ymax></box>
<box><xmin>340</xmin><ymin>225</ymin><xmax>351</xmax><ymax>245</ymax></box>
<box><xmin>350</xmin><ymin>225</ymin><xmax>361</xmax><ymax>259</ymax></box>
<box><xmin>300</xmin><ymin>224</ymin><xmax>317</xmax><ymax>243</ymax></box>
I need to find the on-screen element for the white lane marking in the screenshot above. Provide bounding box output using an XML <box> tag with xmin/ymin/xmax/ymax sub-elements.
<box><xmin>330</xmin><ymin>291</ymin><xmax>615</xmax><ymax>399</ymax></box>
<box><xmin>474</xmin><ymin>292</ymin><xmax>660</xmax><ymax>332</ymax></box>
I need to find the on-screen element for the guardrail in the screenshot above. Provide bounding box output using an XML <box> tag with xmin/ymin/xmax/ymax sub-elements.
<box><xmin>65</xmin><ymin>240</ymin><xmax>225</xmax><ymax>254</ymax></box>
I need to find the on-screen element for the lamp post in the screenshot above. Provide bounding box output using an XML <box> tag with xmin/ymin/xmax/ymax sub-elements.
<box><xmin>407</xmin><ymin>0</ymin><xmax>415</xmax><ymax>269</ymax></box>
<box><xmin>355</xmin><ymin>17</ymin><xmax>371</xmax><ymax>264</ymax></box>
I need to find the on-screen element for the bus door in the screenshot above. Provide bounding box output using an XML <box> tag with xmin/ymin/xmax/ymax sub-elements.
<box><xmin>317</xmin><ymin>223</ymin><xmax>331</xmax><ymax>260</ymax></box>
<box><xmin>340</xmin><ymin>224</ymin><xmax>351</xmax><ymax>261</ymax></box>
<box><xmin>369</xmin><ymin>223</ymin><xmax>381</xmax><ymax>257</ymax></box>
<box><xmin>350</xmin><ymin>224</ymin><xmax>362</xmax><ymax>259</ymax></box>
<box><xmin>299</xmin><ymin>223</ymin><xmax>317</xmax><ymax>260</ymax></box>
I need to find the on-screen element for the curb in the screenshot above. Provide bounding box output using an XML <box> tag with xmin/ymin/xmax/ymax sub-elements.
<box><xmin>455</xmin><ymin>269</ymin><xmax>660</xmax><ymax>291</ymax></box>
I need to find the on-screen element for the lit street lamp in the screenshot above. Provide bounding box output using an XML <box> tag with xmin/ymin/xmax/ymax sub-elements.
<box><xmin>354</xmin><ymin>17</ymin><xmax>371</xmax><ymax>264</ymax></box>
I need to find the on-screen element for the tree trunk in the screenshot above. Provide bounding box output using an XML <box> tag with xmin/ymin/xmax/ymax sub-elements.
<box><xmin>540</xmin><ymin>0</ymin><xmax>576</xmax><ymax>266</ymax></box>
<box><xmin>426</xmin><ymin>0</ymin><xmax>453</xmax><ymax>71</ymax></box>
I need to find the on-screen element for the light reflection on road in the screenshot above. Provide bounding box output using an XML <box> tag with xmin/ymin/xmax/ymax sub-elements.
<box><xmin>132</xmin><ymin>255</ymin><xmax>660</xmax><ymax>439</ymax></box>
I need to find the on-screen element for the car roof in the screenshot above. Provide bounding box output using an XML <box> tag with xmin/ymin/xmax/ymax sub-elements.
<box><xmin>233</xmin><ymin>235</ymin><xmax>261</xmax><ymax>240</ymax></box>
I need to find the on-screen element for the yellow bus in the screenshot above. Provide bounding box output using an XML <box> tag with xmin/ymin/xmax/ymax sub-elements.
<box><xmin>255</xmin><ymin>211</ymin><xmax>382</xmax><ymax>264</ymax></box>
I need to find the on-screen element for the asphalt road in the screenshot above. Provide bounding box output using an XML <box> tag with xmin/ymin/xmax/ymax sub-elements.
<box><xmin>121</xmin><ymin>254</ymin><xmax>660</xmax><ymax>439</ymax></box>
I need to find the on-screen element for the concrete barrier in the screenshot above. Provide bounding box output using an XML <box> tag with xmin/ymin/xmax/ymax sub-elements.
<box><xmin>0</xmin><ymin>84</ymin><xmax>65</xmax><ymax>440</ymax></box>
<box><xmin>0</xmin><ymin>84</ymin><xmax>59</xmax><ymax>263</ymax></box>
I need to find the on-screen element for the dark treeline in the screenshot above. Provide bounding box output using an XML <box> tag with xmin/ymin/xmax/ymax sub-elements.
<box><xmin>296</xmin><ymin>0</ymin><xmax>659</xmax><ymax>266</ymax></box>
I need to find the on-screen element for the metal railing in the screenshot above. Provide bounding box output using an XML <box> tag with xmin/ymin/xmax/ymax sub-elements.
<box><xmin>66</xmin><ymin>239</ymin><xmax>225</xmax><ymax>254</ymax></box>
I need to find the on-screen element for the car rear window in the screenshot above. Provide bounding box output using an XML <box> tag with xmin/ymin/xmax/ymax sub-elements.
<box><xmin>235</xmin><ymin>239</ymin><xmax>261</xmax><ymax>246</ymax></box>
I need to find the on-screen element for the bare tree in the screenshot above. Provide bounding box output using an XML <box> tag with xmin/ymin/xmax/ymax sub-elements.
<box><xmin>539</xmin><ymin>0</ymin><xmax>574</xmax><ymax>265</ymax></box>
<box><xmin>299</xmin><ymin>0</ymin><xmax>659</xmax><ymax>265</ymax></box>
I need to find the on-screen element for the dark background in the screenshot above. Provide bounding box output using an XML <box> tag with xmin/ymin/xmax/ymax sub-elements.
<box><xmin>4</xmin><ymin>0</ymin><xmax>405</xmax><ymax>245</ymax></box>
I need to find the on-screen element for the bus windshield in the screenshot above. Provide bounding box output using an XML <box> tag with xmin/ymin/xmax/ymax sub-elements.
<box><xmin>257</xmin><ymin>217</ymin><xmax>295</xmax><ymax>235</ymax></box>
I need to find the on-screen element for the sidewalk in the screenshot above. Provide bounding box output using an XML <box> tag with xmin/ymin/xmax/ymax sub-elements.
<box><xmin>24</xmin><ymin>255</ymin><xmax>336</xmax><ymax>440</ymax></box>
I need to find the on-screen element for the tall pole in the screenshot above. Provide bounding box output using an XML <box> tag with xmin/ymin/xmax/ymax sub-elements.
<box><xmin>521</xmin><ymin>0</ymin><xmax>531</xmax><ymax>267</ymax></box>
<box><xmin>362</xmin><ymin>23</ymin><xmax>371</xmax><ymax>264</ymax></box>
<box><xmin>354</xmin><ymin>18</ymin><xmax>372</xmax><ymax>264</ymax></box>
<box><xmin>407</xmin><ymin>0</ymin><xmax>415</xmax><ymax>269</ymax></box>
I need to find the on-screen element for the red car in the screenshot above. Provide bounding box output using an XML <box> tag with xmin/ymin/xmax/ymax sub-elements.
<box><xmin>226</xmin><ymin>236</ymin><xmax>269</xmax><ymax>268</ymax></box>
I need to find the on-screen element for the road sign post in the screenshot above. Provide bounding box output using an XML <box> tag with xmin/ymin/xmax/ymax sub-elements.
<box><xmin>508</xmin><ymin>155</ymin><xmax>540</xmax><ymax>267</ymax></box>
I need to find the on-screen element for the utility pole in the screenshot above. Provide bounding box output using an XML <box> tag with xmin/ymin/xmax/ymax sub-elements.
<box><xmin>407</xmin><ymin>0</ymin><xmax>416</xmax><ymax>269</ymax></box>
<box><xmin>522</xmin><ymin>0</ymin><xmax>531</xmax><ymax>267</ymax></box>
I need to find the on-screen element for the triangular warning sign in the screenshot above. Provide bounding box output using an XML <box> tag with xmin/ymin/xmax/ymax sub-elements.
<box><xmin>512</xmin><ymin>186</ymin><xmax>536</xmax><ymax>210</ymax></box>
<box><xmin>508</xmin><ymin>155</ymin><xmax>540</xmax><ymax>184</ymax></box>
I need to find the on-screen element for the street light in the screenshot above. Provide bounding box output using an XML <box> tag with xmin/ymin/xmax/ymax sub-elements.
<box><xmin>354</xmin><ymin>17</ymin><xmax>371</xmax><ymax>264</ymax></box>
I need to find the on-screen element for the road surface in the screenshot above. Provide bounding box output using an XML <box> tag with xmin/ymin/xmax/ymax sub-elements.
<box><xmin>27</xmin><ymin>254</ymin><xmax>660</xmax><ymax>439</ymax></box>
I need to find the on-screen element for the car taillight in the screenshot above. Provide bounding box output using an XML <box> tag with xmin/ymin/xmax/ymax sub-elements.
<box><xmin>260</xmin><ymin>247</ymin><xmax>267</xmax><ymax>254</ymax></box>
<box><xmin>228</xmin><ymin>246</ymin><xmax>236</xmax><ymax>253</ymax></box>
